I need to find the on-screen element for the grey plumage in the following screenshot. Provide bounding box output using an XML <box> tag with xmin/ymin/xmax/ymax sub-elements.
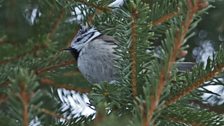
<box><xmin>77</xmin><ymin>35</ymin><xmax>119</xmax><ymax>83</ymax></box>
<box><xmin>69</xmin><ymin>27</ymin><xmax>195</xmax><ymax>84</ymax></box>
<box><xmin>70</xmin><ymin>27</ymin><xmax>119</xmax><ymax>84</ymax></box>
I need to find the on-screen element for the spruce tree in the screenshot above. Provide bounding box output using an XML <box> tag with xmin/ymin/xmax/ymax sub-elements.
<box><xmin>1</xmin><ymin>0</ymin><xmax>224</xmax><ymax>126</ymax></box>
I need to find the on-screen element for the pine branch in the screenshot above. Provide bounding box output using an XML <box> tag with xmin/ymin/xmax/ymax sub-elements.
<box><xmin>0</xmin><ymin>80</ymin><xmax>10</xmax><ymax>87</ymax></box>
<box><xmin>144</xmin><ymin>0</ymin><xmax>208</xmax><ymax>125</ymax></box>
<box><xmin>0</xmin><ymin>8</ymin><xmax>65</xmax><ymax>65</ymax></box>
<box><xmin>0</xmin><ymin>9</ymin><xmax>65</xmax><ymax>65</ymax></box>
<box><xmin>0</xmin><ymin>55</ymin><xmax>24</xmax><ymax>65</ymax></box>
<box><xmin>0</xmin><ymin>60</ymin><xmax>74</xmax><ymax>86</ymax></box>
<box><xmin>47</xmin><ymin>9</ymin><xmax>65</xmax><ymax>39</ymax></box>
<box><xmin>0</xmin><ymin>44</ymin><xmax>46</xmax><ymax>65</ymax></box>
<box><xmin>129</xmin><ymin>5</ymin><xmax>138</xmax><ymax>97</ymax></box>
<box><xmin>190</xmin><ymin>100</ymin><xmax>224</xmax><ymax>114</ymax></box>
<box><xmin>17</xmin><ymin>81</ymin><xmax>30</xmax><ymax>126</ymax></box>
<box><xmin>166</xmin><ymin>64</ymin><xmax>224</xmax><ymax>106</ymax></box>
<box><xmin>152</xmin><ymin>9</ymin><xmax>179</xmax><ymax>26</ymax></box>
<box><xmin>93</xmin><ymin>110</ymin><xmax>106</xmax><ymax>126</ymax></box>
<box><xmin>0</xmin><ymin>37</ymin><xmax>8</xmax><ymax>45</ymax></box>
<box><xmin>144</xmin><ymin>69</ymin><xmax>166</xmax><ymax>126</ymax></box>
<box><xmin>68</xmin><ymin>0</ymin><xmax>111</xmax><ymax>12</ymax></box>
<box><xmin>36</xmin><ymin>60</ymin><xmax>75</xmax><ymax>75</ymax></box>
<box><xmin>40</xmin><ymin>78</ymin><xmax>91</xmax><ymax>93</ymax></box>
<box><xmin>164</xmin><ymin>115</ymin><xmax>202</xmax><ymax>126</ymax></box>
<box><xmin>0</xmin><ymin>60</ymin><xmax>77</xmax><ymax>96</ymax></box>
<box><xmin>0</xmin><ymin>94</ymin><xmax>7</xmax><ymax>104</ymax></box>
<box><xmin>0</xmin><ymin>39</ymin><xmax>17</xmax><ymax>46</ymax></box>
<box><xmin>32</xmin><ymin>105</ymin><xmax>69</xmax><ymax>121</ymax></box>
<box><xmin>161</xmin><ymin>103</ymin><xmax>224</xmax><ymax>126</ymax></box>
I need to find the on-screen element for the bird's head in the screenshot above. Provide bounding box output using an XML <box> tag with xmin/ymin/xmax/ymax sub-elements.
<box><xmin>70</xmin><ymin>26</ymin><xmax>101</xmax><ymax>51</ymax></box>
<box><xmin>64</xmin><ymin>26</ymin><xmax>101</xmax><ymax>60</ymax></box>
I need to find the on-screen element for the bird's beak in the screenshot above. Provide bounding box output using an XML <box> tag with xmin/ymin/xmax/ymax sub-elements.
<box><xmin>63</xmin><ymin>47</ymin><xmax>73</xmax><ymax>51</ymax></box>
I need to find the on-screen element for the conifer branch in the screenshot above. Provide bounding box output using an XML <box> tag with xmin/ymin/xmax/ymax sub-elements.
<box><xmin>0</xmin><ymin>60</ymin><xmax>75</xmax><ymax>88</ymax></box>
<box><xmin>145</xmin><ymin>69</ymin><xmax>166</xmax><ymax>126</ymax></box>
<box><xmin>68</xmin><ymin>0</ymin><xmax>111</xmax><ymax>12</ymax></box>
<box><xmin>0</xmin><ymin>44</ymin><xmax>46</xmax><ymax>65</ymax></box>
<box><xmin>47</xmin><ymin>9</ymin><xmax>65</xmax><ymax>39</ymax></box>
<box><xmin>144</xmin><ymin>0</ymin><xmax>208</xmax><ymax>125</ymax></box>
<box><xmin>32</xmin><ymin>105</ymin><xmax>69</xmax><ymax>121</ymax></box>
<box><xmin>0</xmin><ymin>9</ymin><xmax>64</xmax><ymax>65</ymax></box>
<box><xmin>165</xmin><ymin>115</ymin><xmax>202</xmax><ymax>126</ymax></box>
<box><xmin>36</xmin><ymin>60</ymin><xmax>75</xmax><ymax>75</ymax></box>
<box><xmin>0</xmin><ymin>94</ymin><xmax>7</xmax><ymax>104</ymax></box>
<box><xmin>0</xmin><ymin>78</ymin><xmax>91</xmax><ymax>105</ymax></box>
<box><xmin>1</xmin><ymin>8</ymin><xmax>67</xmax><ymax>65</ymax></box>
<box><xmin>0</xmin><ymin>80</ymin><xmax>10</xmax><ymax>87</ymax></box>
<box><xmin>190</xmin><ymin>100</ymin><xmax>224</xmax><ymax>114</ymax></box>
<box><xmin>17</xmin><ymin>82</ymin><xmax>30</xmax><ymax>126</ymax></box>
<box><xmin>93</xmin><ymin>110</ymin><xmax>106</xmax><ymax>126</ymax></box>
<box><xmin>165</xmin><ymin>64</ymin><xmax>224</xmax><ymax>106</ymax></box>
<box><xmin>40</xmin><ymin>78</ymin><xmax>91</xmax><ymax>93</ymax></box>
<box><xmin>152</xmin><ymin>10</ymin><xmax>179</xmax><ymax>26</ymax></box>
<box><xmin>0</xmin><ymin>55</ymin><xmax>24</xmax><ymax>65</ymax></box>
<box><xmin>1</xmin><ymin>6</ymin><xmax>64</xmax><ymax>65</ymax></box>
<box><xmin>0</xmin><ymin>37</ymin><xmax>8</xmax><ymax>45</ymax></box>
<box><xmin>129</xmin><ymin>6</ymin><xmax>138</xmax><ymax>97</ymax></box>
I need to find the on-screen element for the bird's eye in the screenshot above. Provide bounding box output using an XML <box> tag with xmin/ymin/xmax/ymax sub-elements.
<box><xmin>76</xmin><ymin>37</ymin><xmax>82</xmax><ymax>42</ymax></box>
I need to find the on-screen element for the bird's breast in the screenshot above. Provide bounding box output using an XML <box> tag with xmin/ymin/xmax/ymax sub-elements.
<box><xmin>77</xmin><ymin>39</ymin><xmax>119</xmax><ymax>84</ymax></box>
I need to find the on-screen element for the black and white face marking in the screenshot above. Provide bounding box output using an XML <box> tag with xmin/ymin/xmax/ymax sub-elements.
<box><xmin>71</xmin><ymin>27</ymin><xmax>101</xmax><ymax>51</ymax></box>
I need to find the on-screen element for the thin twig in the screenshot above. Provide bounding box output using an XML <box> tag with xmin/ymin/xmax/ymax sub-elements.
<box><xmin>129</xmin><ymin>6</ymin><xmax>138</xmax><ymax>97</ymax></box>
<box><xmin>40</xmin><ymin>78</ymin><xmax>91</xmax><ymax>93</ymax></box>
<box><xmin>36</xmin><ymin>60</ymin><xmax>75</xmax><ymax>75</ymax></box>
<box><xmin>144</xmin><ymin>0</ymin><xmax>208</xmax><ymax>125</ymax></box>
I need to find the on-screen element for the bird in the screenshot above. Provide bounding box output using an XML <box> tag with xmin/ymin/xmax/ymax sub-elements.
<box><xmin>65</xmin><ymin>26</ymin><xmax>119</xmax><ymax>84</ymax></box>
<box><xmin>65</xmin><ymin>26</ymin><xmax>195</xmax><ymax>84</ymax></box>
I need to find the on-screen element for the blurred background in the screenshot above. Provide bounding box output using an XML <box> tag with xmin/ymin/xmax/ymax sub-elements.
<box><xmin>1</xmin><ymin>0</ymin><xmax>224</xmax><ymax>125</ymax></box>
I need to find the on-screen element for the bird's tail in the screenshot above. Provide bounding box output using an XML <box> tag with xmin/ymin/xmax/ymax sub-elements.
<box><xmin>175</xmin><ymin>62</ymin><xmax>195</xmax><ymax>72</ymax></box>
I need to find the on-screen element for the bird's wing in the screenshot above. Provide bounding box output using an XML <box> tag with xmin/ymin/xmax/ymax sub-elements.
<box><xmin>96</xmin><ymin>34</ymin><xmax>119</xmax><ymax>45</ymax></box>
